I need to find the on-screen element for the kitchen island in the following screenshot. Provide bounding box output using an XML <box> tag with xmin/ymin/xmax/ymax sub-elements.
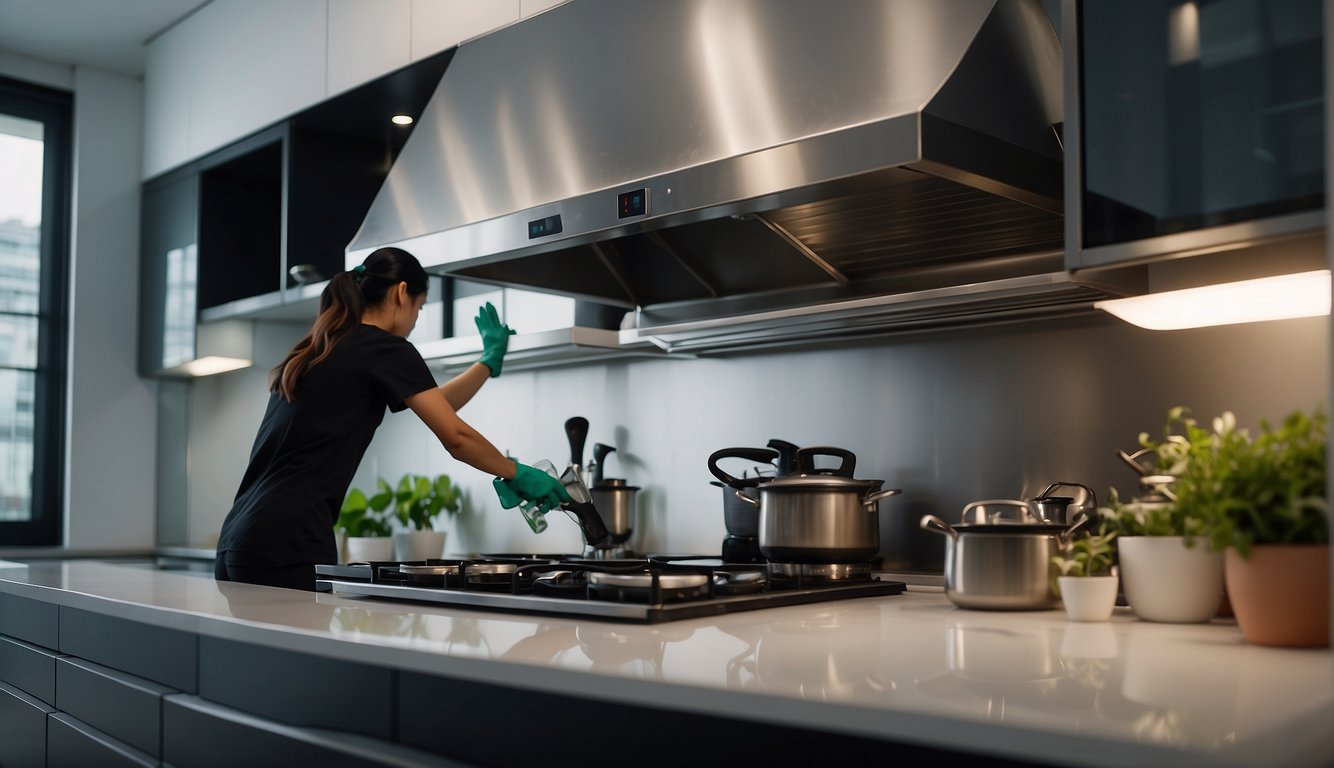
<box><xmin>1</xmin><ymin>560</ymin><xmax>1331</xmax><ymax>767</ymax></box>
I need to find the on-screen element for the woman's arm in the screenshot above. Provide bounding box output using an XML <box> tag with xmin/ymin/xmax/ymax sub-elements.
<box><xmin>438</xmin><ymin>362</ymin><xmax>490</xmax><ymax>410</ymax></box>
<box><xmin>405</xmin><ymin>387</ymin><xmax>516</xmax><ymax>479</ymax></box>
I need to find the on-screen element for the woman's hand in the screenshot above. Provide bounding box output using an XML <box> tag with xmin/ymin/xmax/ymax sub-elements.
<box><xmin>493</xmin><ymin>461</ymin><xmax>571</xmax><ymax>513</ymax></box>
<box><xmin>475</xmin><ymin>302</ymin><xmax>515</xmax><ymax>378</ymax></box>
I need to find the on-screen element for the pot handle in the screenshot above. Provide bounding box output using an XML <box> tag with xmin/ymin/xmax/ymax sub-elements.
<box><xmin>794</xmin><ymin>446</ymin><xmax>856</xmax><ymax>477</ymax></box>
<box><xmin>864</xmin><ymin>488</ymin><xmax>902</xmax><ymax>505</ymax></box>
<box><xmin>766</xmin><ymin>439</ymin><xmax>801</xmax><ymax>475</ymax></box>
<box><xmin>919</xmin><ymin>514</ymin><xmax>958</xmax><ymax>540</ymax></box>
<box><xmin>961</xmin><ymin>499</ymin><xmax>1036</xmax><ymax>524</ymax></box>
<box><xmin>1057</xmin><ymin>511</ymin><xmax>1092</xmax><ymax>546</ymax></box>
<box><xmin>708</xmin><ymin>447</ymin><xmax>779</xmax><ymax>489</ymax></box>
<box><xmin>734</xmin><ymin>489</ymin><xmax>761</xmax><ymax>507</ymax></box>
<box><xmin>1117</xmin><ymin>448</ymin><xmax>1156</xmax><ymax>477</ymax></box>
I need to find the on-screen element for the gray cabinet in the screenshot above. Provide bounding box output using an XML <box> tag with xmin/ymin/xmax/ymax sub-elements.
<box><xmin>47</xmin><ymin>713</ymin><xmax>157</xmax><ymax>768</ymax></box>
<box><xmin>0</xmin><ymin>681</ymin><xmax>51</xmax><ymax>767</ymax></box>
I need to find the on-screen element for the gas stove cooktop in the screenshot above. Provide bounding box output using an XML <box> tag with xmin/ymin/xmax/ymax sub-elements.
<box><xmin>316</xmin><ymin>554</ymin><xmax>905</xmax><ymax>623</ymax></box>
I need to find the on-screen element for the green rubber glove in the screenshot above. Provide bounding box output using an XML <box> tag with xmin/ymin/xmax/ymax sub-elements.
<box><xmin>493</xmin><ymin>461</ymin><xmax>570</xmax><ymax>513</ymax></box>
<box><xmin>475</xmin><ymin>302</ymin><xmax>516</xmax><ymax>378</ymax></box>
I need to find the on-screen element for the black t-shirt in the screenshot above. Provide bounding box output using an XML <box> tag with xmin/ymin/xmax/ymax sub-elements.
<box><xmin>216</xmin><ymin>324</ymin><xmax>438</xmax><ymax>567</ymax></box>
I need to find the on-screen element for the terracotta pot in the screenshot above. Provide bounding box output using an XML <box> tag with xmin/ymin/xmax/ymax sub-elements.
<box><xmin>1225</xmin><ymin>545</ymin><xmax>1330</xmax><ymax>648</ymax></box>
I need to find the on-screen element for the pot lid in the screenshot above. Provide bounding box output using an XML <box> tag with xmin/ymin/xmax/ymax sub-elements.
<box><xmin>757</xmin><ymin>473</ymin><xmax>884</xmax><ymax>492</ymax></box>
<box><xmin>948</xmin><ymin>522</ymin><xmax>1073</xmax><ymax>534</ymax></box>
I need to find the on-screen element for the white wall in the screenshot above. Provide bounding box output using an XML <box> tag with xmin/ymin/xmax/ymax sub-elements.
<box><xmin>63</xmin><ymin>68</ymin><xmax>159</xmax><ymax>548</ymax></box>
<box><xmin>0</xmin><ymin>53</ymin><xmax>159</xmax><ymax>550</ymax></box>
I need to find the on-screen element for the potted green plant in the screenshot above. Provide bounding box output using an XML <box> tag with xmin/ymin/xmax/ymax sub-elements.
<box><xmin>337</xmin><ymin>483</ymin><xmax>395</xmax><ymax>563</ymax></box>
<box><xmin>1051</xmin><ymin>530</ymin><xmax>1119</xmax><ymax>622</ymax></box>
<box><xmin>1101</xmin><ymin>407</ymin><xmax>1224</xmax><ymax>624</ymax></box>
<box><xmin>387</xmin><ymin>473</ymin><xmax>462</xmax><ymax>561</ymax></box>
<box><xmin>1171</xmin><ymin>406</ymin><xmax>1329</xmax><ymax>647</ymax></box>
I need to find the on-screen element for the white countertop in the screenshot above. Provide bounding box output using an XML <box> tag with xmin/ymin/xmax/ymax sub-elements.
<box><xmin>2</xmin><ymin>561</ymin><xmax>1332</xmax><ymax>767</ymax></box>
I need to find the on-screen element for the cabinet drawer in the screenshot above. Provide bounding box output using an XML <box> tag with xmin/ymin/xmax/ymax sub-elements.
<box><xmin>0</xmin><ymin>634</ymin><xmax>60</xmax><ymax>704</ymax></box>
<box><xmin>57</xmin><ymin>656</ymin><xmax>175</xmax><ymax>757</ymax></box>
<box><xmin>48</xmin><ymin>712</ymin><xmax>157</xmax><ymax>768</ymax></box>
<box><xmin>198</xmin><ymin>635</ymin><xmax>391</xmax><ymax>739</ymax></box>
<box><xmin>59</xmin><ymin>607</ymin><xmax>197</xmax><ymax>692</ymax></box>
<box><xmin>0</xmin><ymin>681</ymin><xmax>53</xmax><ymax>768</ymax></box>
<box><xmin>163</xmin><ymin>694</ymin><xmax>466</xmax><ymax>768</ymax></box>
<box><xmin>0</xmin><ymin>592</ymin><xmax>59</xmax><ymax>648</ymax></box>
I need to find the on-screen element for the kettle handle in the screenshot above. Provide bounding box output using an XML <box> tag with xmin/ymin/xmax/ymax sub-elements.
<box><xmin>708</xmin><ymin>447</ymin><xmax>780</xmax><ymax>489</ymax></box>
<box><xmin>1037</xmin><ymin>482</ymin><xmax>1097</xmax><ymax>510</ymax></box>
<box><xmin>919</xmin><ymin>514</ymin><xmax>958</xmax><ymax>540</ymax></box>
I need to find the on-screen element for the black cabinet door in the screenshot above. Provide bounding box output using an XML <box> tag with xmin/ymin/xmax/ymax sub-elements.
<box><xmin>1070</xmin><ymin>0</ymin><xmax>1324</xmax><ymax>266</ymax></box>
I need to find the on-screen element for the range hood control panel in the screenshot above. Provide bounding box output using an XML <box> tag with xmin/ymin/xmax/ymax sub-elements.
<box><xmin>618</xmin><ymin>188</ymin><xmax>649</xmax><ymax>218</ymax></box>
<box><xmin>527</xmin><ymin>214</ymin><xmax>563</xmax><ymax>239</ymax></box>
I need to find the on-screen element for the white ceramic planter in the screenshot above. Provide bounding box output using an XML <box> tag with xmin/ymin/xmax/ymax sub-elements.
<box><xmin>1058</xmin><ymin>575</ymin><xmax>1119</xmax><ymax>622</ymax></box>
<box><xmin>344</xmin><ymin>536</ymin><xmax>394</xmax><ymax>563</ymax></box>
<box><xmin>394</xmin><ymin>530</ymin><xmax>447</xmax><ymax>561</ymax></box>
<box><xmin>1118</xmin><ymin>536</ymin><xmax>1224</xmax><ymax>623</ymax></box>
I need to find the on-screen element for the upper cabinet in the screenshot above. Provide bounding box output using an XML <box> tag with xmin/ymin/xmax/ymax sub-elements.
<box><xmin>1065</xmin><ymin>0</ymin><xmax>1325</xmax><ymax>270</ymax></box>
<box><xmin>138</xmin><ymin>51</ymin><xmax>452</xmax><ymax>376</ymax></box>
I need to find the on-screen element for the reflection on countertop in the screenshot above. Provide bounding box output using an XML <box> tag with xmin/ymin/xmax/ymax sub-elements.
<box><xmin>2</xmin><ymin>561</ymin><xmax>1332</xmax><ymax>768</ymax></box>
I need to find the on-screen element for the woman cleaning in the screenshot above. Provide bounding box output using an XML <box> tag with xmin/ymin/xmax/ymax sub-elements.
<box><xmin>214</xmin><ymin>246</ymin><xmax>568</xmax><ymax>590</ymax></box>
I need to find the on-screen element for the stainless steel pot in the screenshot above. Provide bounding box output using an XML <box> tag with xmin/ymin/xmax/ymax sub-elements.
<box><xmin>591</xmin><ymin>478</ymin><xmax>639</xmax><ymax>544</ymax></box>
<box><xmin>737</xmin><ymin>473</ymin><xmax>901</xmax><ymax>563</ymax></box>
<box><xmin>921</xmin><ymin>501</ymin><xmax>1088</xmax><ymax>610</ymax></box>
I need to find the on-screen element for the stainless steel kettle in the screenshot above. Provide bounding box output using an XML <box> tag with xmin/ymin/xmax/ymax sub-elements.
<box><xmin>1029</xmin><ymin>482</ymin><xmax>1097</xmax><ymax>524</ymax></box>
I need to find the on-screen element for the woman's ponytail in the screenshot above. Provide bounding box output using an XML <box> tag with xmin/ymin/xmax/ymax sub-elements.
<box><xmin>270</xmin><ymin>247</ymin><xmax>427</xmax><ymax>400</ymax></box>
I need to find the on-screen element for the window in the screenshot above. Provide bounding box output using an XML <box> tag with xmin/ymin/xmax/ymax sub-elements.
<box><xmin>0</xmin><ymin>76</ymin><xmax>70</xmax><ymax>545</ymax></box>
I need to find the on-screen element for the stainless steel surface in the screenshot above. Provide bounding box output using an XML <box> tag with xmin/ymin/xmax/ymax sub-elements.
<box><xmin>768</xmin><ymin>561</ymin><xmax>874</xmax><ymax>581</ymax></box>
<box><xmin>400</xmin><ymin>563</ymin><xmax>459</xmax><ymax>576</ymax></box>
<box><xmin>920</xmin><ymin>513</ymin><xmax>1073</xmax><ymax>610</ymax></box>
<box><xmin>586</xmin><ymin>572</ymin><xmax>708</xmax><ymax>590</ymax></box>
<box><xmin>754</xmin><ymin>479</ymin><xmax>901</xmax><ymax>564</ymax></box>
<box><xmin>631</xmin><ymin>269</ymin><xmax>1107</xmax><ymax>353</ymax></box>
<box><xmin>323</xmin><ymin>579</ymin><xmax>661</xmax><ymax>620</ymax></box>
<box><xmin>415</xmin><ymin>326</ymin><xmax>666</xmax><ymax>375</ymax></box>
<box><xmin>1030</xmin><ymin>481</ymin><xmax>1095</xmax><ymax>524</ymax></box>
<box><xmin>591</xmin><ymin>481</ymin><xmax>638</xmax><ymax>544</ymax></box>
<box><xmin>349</xmin><ymin>0</ymin><xmax>1079</xmax><ymax>335</ymax></box>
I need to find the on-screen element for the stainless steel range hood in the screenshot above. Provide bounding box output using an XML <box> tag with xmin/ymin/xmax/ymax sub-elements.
<box><xmin>350</xmin><ymin>0</ymin><xmax>1114</xmax><ymax>351</ymax></box>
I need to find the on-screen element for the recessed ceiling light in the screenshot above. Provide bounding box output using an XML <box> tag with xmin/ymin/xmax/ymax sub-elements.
<box><xmin>391</xmin><ymin>114</ymin><xmax>414</xmax><ymax>126</ymax></box>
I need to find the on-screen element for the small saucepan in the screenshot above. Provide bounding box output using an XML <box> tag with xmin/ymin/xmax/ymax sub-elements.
<box><xmin>708</xmin><ymin>446</ymin><xmax>781</xmax><ymax>538</ymax></box>
<box><xmin>921</xmin><ymin>500</ymin><xmax>1089</xmax><ymax>610</ymax></box>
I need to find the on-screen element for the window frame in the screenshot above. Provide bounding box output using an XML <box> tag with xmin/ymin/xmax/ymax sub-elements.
<box><xmin>0</xmin><ymin>75</ymin><xmax>71</xmax><ymax>546</ymax></box>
